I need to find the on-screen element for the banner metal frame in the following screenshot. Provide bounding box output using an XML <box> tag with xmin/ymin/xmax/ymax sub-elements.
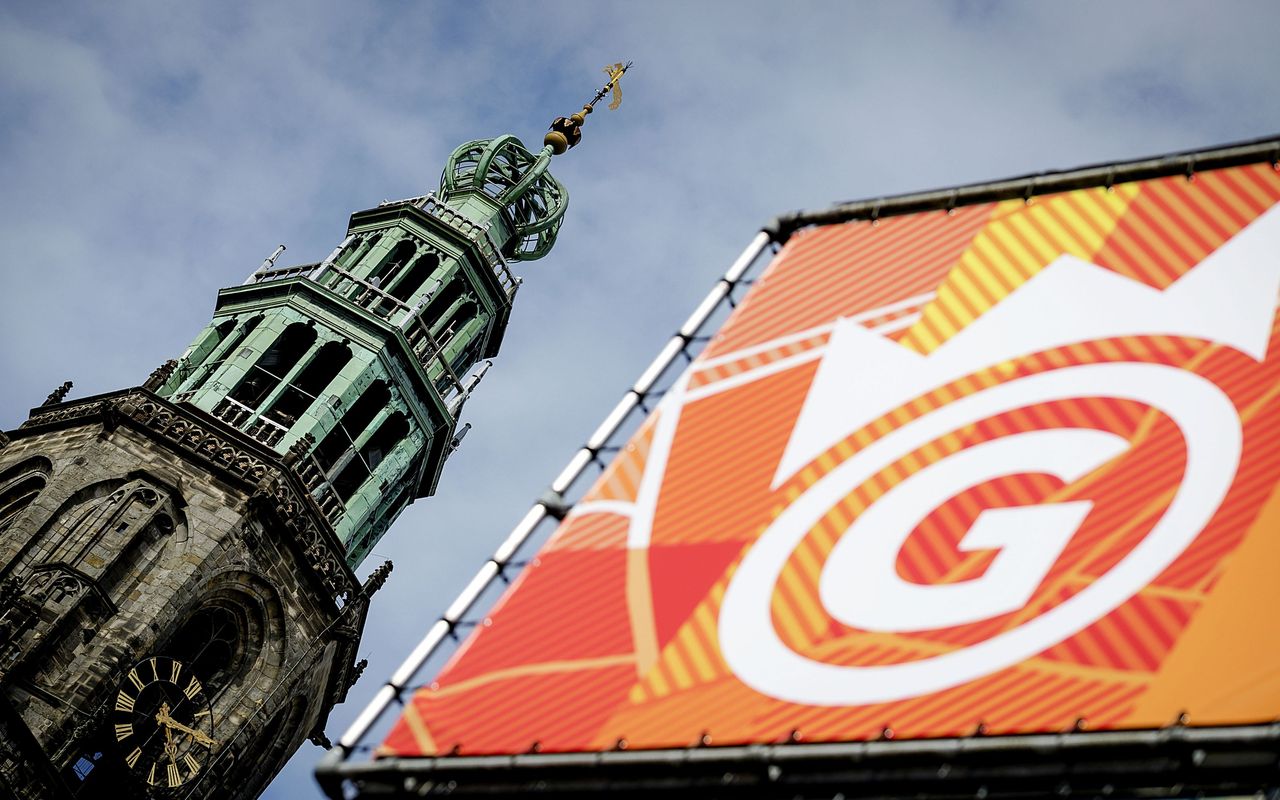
<box><xmin>317</xmin><ymin>133</ymin><xmax>1280</xmax><ymax>799</ymax></box>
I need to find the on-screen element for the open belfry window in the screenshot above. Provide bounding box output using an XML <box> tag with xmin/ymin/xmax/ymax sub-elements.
<box><xmin>312</xmin><ymin>381</ymin><xmax>390</xmax><ymax>474</ymax></box>
<box><xmin>388</xmin><ymin>252</ymin><xmax>440</xmax><ymax>303</ymax></box>
<box><xmin>228</xmin><ymin>323</ymin><xmax>316</xmax><ymax>410</ymax></box>
<box><xmin>367</xmin><ymin>239</ymin><xmax>416</xmax><ymax>288</ymax></box>
<box><xmin>263</xmin><ymin>341</ymin><xmax>352</xmax><ymax>428</ymax></box>
<box><xmin>424</xmin><ymin>279</ymin><xmax>465</xmax><ymax>332</ymax></box>
<box><xmin>332</xmin><ymin>412</ymin><xmax>410</xmax><ymax>502</ymax></box>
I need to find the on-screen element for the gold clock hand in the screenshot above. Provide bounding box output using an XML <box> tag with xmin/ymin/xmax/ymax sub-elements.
<box><xmin>156</xmin><ymin>709</ymin><xmax>219</xmax><ymax>747</ymax></box>
<box><xmin>157</xmin><ymin>703</ymin><xmax>181</xmax><ymax>761</ymax></box>
<box><xmin>162</xmin><ymin>720</ymin><xmax>178</xmax><ymax>768</ymax></box>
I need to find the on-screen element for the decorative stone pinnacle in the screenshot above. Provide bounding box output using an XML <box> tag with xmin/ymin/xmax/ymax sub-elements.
<box><xmin>347</xmin><ymin>658</ymin><xmax>369</xmax><ymax>689</ymax></box>
<box><xmin>544</xmin><ymin>61</ymin><xmax>632</xmax><ymax>155</ymax></box>
<box><xmin>143</xmin><ymin>359</ymin><xmax>179</xmax><ymax>391</ymax></box>
<box><xmin>41</xmin><ymin>381</ymin><xmax>73</xmax><ymax>407</ymax></box>
<box><xmin>363</xmin><ymin>560</ymin><xmax>394</xmax><ymax>596</ymax></box>
<box><xmin>283</xmin><ymin>432</ymin><xmax>317</xmax><ymax>468</ymax></box>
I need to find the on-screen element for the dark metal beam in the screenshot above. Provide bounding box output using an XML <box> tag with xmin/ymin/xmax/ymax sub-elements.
<box><xmin>764</xmin><ymin>134</ymin><xmax>1280</xmax><ymax>243</ymax></box>
<box><xmin>322</xmin><ymin>723</ymin><xmax>1280</xmax><ymax>798</ymax></box>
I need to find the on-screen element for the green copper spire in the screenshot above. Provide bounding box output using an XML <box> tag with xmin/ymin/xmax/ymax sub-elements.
<box><xmin>151</xmin><ymin>67</ymin><xmax>630</xmax><ymax>567</ymax></box>
<box><xmin>437</xmin><ymin>61</ymin><xmax>632</xmax><ymax>262</ymax></box>
<box><xmin>439</xmin><ymin>136</ymin><xmax>566</xmax><ymax>261</ymax></box>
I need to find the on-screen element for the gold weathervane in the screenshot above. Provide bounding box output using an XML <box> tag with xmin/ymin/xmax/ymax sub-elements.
<box><xmin>544</xmin><ymin>61</ymin><xmax>633</xmax><ymax>155</ymax></box>
<box><xmin>601</xmin><ymin>62</ymin><xmax>628</xmax><ymax>111</ymax></box>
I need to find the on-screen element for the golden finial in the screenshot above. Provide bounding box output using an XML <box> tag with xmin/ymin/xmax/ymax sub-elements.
<box><xmin>545</xmin><ymin>61</ymin><xmax>632</xmax><ymax>155</ymax></box>
<box><xmin>600</xmin><ymin>62</ymin><xmax>627</xmax><ymax>111</ymax></box>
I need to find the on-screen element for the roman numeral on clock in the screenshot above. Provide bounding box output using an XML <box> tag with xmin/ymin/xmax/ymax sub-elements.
<box><xmin>183</xmin><ymin>752</ymin><xmax>201</xmax><ymax>775</ymax></box>
<box><xmin>115</xmin><ymin>691</ymin><xmax>136</xmax><ymax>712</ymax></box>
<box><xmin>184</xmin><ymin>676</ymin><xmax>203</xmax><ymax>700</ymax></box>
<box><xmin>168</xmin><ymin>762</ymin><xmax>181</xmax><ymax>787</ymax></box>
<box><xmin>114</xmin><ymin>722</ymin><xmax>133</xmax><ymax>741</ymax></box>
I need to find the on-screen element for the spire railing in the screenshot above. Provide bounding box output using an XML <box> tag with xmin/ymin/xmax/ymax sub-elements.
<box><xmin>370</xmin><ymin>193</ymin><xmax>521</xmax><ymax>300</ymax></box>
<box><xmin>417</xmin><ymin>195</ymin><xmax>520</xmax><ymax>299</ymax></box>
<box><xmin>245</xmin><ymin>260</ymin><xmax>470</xmax><ymax>400</ymax></box>
<box><xmin>244</xmin><ymin>262</ymin><xmax>316</xmax><ymax>285</ymax></box>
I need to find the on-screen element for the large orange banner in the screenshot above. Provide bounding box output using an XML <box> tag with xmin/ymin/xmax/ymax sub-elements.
<box><xmin>384</xmin><ymin>163</ymin><xmax>1280</xmax><ymax>756</ymax></box>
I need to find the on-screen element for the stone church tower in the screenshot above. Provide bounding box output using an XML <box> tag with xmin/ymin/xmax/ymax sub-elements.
<box><xmin>0</xmin><ymin>107</ymin><xmax>593</xmax><ymax>797</ymax></box>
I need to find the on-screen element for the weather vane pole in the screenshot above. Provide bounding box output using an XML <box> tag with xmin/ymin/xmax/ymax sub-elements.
<box><xmin>544</xmin><ymin>61</ymin><xmax>633</xmax><ymax>155</ymax></box>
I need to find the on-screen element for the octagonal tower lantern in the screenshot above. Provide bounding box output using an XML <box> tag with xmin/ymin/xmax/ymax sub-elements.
<box><xmin>153</xmin><ymin>63</ymin><xmax>631</xmax><ymax>566</ymax></box>
<box><xmin>0</xmin><ymin>65</ymin><xmax>632</xmax><ymax>800</ymax></box>
<box><xmin>439</xmin><ymin>135</ymin><xmax>568</xmax><ymax>262</ymax></box>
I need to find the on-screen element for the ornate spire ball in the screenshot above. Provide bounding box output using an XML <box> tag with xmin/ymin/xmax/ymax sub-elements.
<box><xmin>544</xmin><ymin>62</ymin><xmax>633</xmax><ymax>155</ymax></box>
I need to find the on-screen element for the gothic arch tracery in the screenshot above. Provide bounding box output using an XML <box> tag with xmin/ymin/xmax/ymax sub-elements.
<box><xmin>0</xmin><ymin>456</ymin><xmax>52</xmax><ymax>536</ymax></box>
<box><xmin>0</xmin><ymin>474</ymin><xmax>185</xmax><ymax>683</ymax></box>
<box><xmin>169</xmin><ymin>570</ymin><xmax>286</xmax><ymax>715</ymax></box>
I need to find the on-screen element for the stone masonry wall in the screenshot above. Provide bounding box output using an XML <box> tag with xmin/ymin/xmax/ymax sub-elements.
<box><xmin>0</xmin><ymin>396</ymin><xmax>363</xmax><ymax>800</ymax></box>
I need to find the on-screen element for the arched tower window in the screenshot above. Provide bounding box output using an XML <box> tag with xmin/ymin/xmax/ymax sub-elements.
<box><xmin>263</xmin><ymin>341</ymin><xmax>352</xmax><ymax>427</ymax></box>
<box><xmin>334</xmin><ymin>236</ymin><xmax>364</xmax><ymax>269</ymax></box>
<box><xmin>423</xmin><ymin>278</ymin><xmax>464</xmax><ymax>324</ymax></box>
<box><xmin>187</xmin><ymin>314</ymin><xmax>263</xmax><ymax>394</ymax></box>
<box><xmin>163</xmin><ymin>606</ymin><xmax>240</xmax><ymax>697</ymax></box>
<box><xmin>0</xmin><ymin>457</ymin><xmax>51</xmax><ymax>535</ymax></box>
<box><xmin>313</xmin><ymin>381</ymin><xmax>390</xmax><ymax>473</ymax></box>
<box><xmin>332</xmin><ymin>412</ymin><xmax>409</xmax><ymax>502</ymax></box>
<box><xmin>388</xmin><ymin>252</ymin><xmax>441</xmax><ymax>304</ymax></box>
<box><xmin>162</xmin><ymin>574</ymin><xmax>280</xmax><ymax>712</ymax></box>
<box><xmin>367</xmin><ymin>239</ymin><xmax>416</xmax><ymax>288</ymax></box>
<box><xmin>437</xmin><ymin>298</ymin><xmax>477</xmax><ymax>341</ymax></box>
<box><xmin>229</xmin><ymin>323</ymin><xmax>316</xmax><ymax>410</ymax></box>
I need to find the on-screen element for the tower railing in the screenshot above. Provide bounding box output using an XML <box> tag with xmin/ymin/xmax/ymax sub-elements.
<box><xmin>245</xmin><ymin>260</ymin><xmax>470</xmax><ymax>400</ymax></box>
<box><xmin>379</xmin><ymin>193</ymin><xmax>521</xmax><ymax>300</ymax></box>
<box><xmin>295</xmin><ymin>451</ymin><xmax>347</xmax><ymax>525</ymax></box>
<box><xmin>245</xmin><ymin>262</ymin><xmax>317</xmax><ymax>284</ymax></box>
<box><xmin>416</xmin><ymin>195</ymin><xmax>519</xmax><ymax>299</ymax></box>
<box><xmin>314</xmin><ymin>262</ymin><xmax>469</xmax><ymax>399</ymax></box>
<box><xmin>211</xmin><ymin>395</ymin><xmax>290</xmax><ymax>447</ymax></box>
<box><xmin>371</xmin><ymin>192</ymin><xmax>519</xmax><ymax>298</ymax></box>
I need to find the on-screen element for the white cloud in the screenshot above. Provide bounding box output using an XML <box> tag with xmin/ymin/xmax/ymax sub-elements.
<box><xmin>1</xmin><ymin>1</ymin><xmax>1277</xmax><ymax>796</ymax></box>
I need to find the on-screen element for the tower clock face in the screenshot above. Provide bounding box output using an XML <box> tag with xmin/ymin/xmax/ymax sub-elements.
<box><xmin>112</xmin><ymin>656</ymin><xmax>216</xmax><ymax>789</ymax></box>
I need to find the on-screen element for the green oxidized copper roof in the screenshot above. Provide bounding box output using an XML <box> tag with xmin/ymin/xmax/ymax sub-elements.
<box><xmin>435</xmin><ymin>63</ymin><xmax>631</xmax><ymax>263</ymax></box>
<box><xmin>439</xmin><ymin>136</ymin><xmax>567</xmax><ymax>262</ymax></box>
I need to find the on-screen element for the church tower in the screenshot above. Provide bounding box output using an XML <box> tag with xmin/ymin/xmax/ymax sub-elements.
<box><xmin>0</xmin><ymin>65</ymin><xmax>626</xmax><ymax>800</ymax></box>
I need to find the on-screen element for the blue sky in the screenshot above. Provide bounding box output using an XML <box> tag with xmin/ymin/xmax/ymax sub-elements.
<box><xmin>2</xmin><ymin>2</ymin><xmax>1278</xmax><ymax>797</ymax></box>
